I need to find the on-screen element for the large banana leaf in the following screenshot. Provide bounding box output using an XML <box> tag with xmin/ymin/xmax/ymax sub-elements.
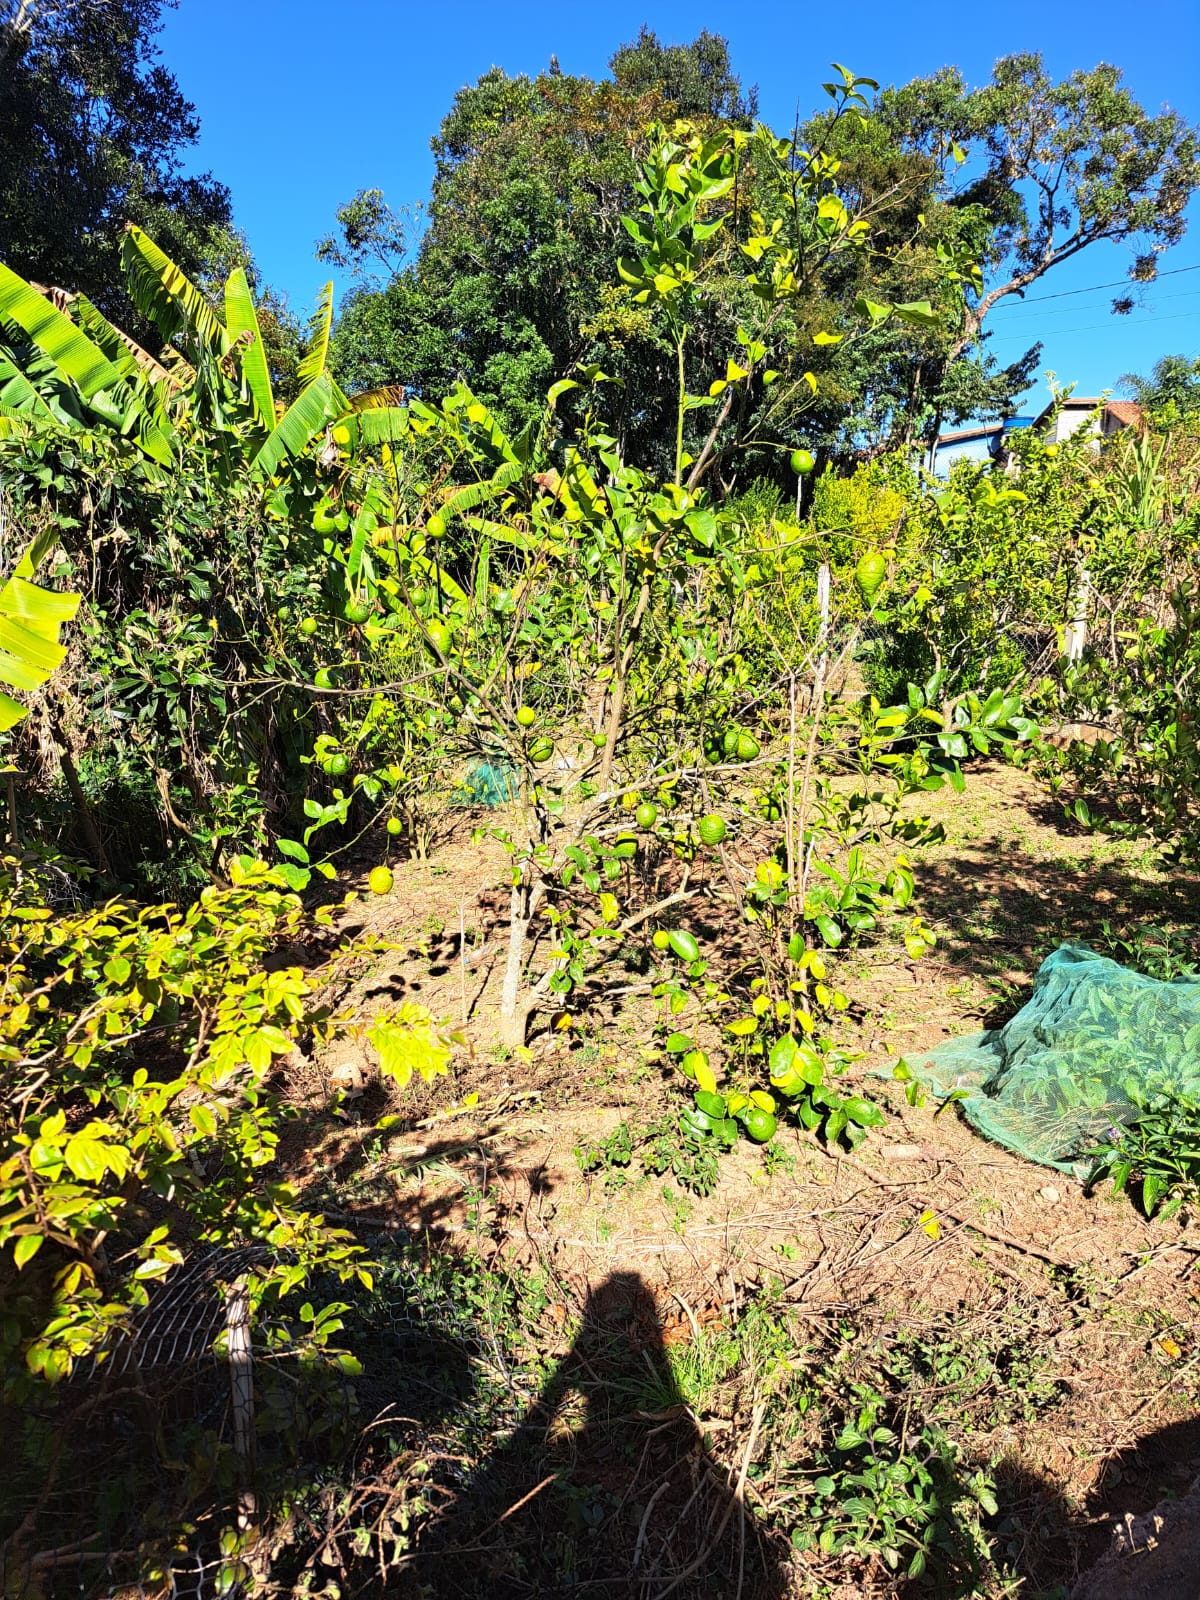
<box><xmin>249</xmin><ymin>372</ymin><xmax>342</xmax><ymax>482</ymax></box>
<box><xmin>296</xmin><ymin>281</ymin><xmax>334</xmax><ymax>390</ymax></box>
<box><xmin>120</xmin><ymin>226</ymin><xmax>231</xmax><ymax>358</ymax></box>
<box><xmin>72</xmin><ymin>295</ymin><xmax>175</xmax><ymax>387</ymax></box>
<box><xmin>0</xmin><ymin>350</ymin><xmax>57</xmax><ymax>420</ymax></box>
<box><xmin>440</xmin><ymin>459</ymin><xmax>528</xmax><ymax>517</ymax></box>
<box><xmin>224</xmin><ymin>268</ymin><xmax>275</xmax><ymax>431</ymax></box>
<box><xmin>0</xmin><ymin>264</ymin><xmax>126</xmax><ymax>407</ymax></box>
<box><xmin>0</xmin><ymin>531</ymin><xmax>81</xmax><ymax>732</ymax></box>
<box><xmin>350</xmin><ymin>406</ymin><xmax>411</xmax><ymax>450</ymax></box>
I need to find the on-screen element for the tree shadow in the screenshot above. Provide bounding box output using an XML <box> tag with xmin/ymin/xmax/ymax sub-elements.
<box><xmin>915</xmin><ymin>831</ymin><xmax>1200</xmax><ymax>998</ymax></box>
<box><xmin>410</xmin><ymin>1270</ymin><xmax>790</xmax><ymax>1599</ymax></box>
<box><xmin>892</xmin><ymin>1413</ymin><xmax>1200</xmax><ymax>1599</ymax></box>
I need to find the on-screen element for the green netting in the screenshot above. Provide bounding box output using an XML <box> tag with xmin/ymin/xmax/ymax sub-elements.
<box><xmin>459</xmin><ymin>757</ymin><xmax>519</xmax><ymax>805</ymax></box>
<box><xmin>900</xmin><ymin>943</ymin><xmax>1200</xmax><ymax>1172</ymax></box>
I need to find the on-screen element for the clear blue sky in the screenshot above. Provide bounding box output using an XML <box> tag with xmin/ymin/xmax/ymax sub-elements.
<box><xmin>160</xmin><ymin>0</ymin><xmax>1200</xmax><ymax>409</ymax></box>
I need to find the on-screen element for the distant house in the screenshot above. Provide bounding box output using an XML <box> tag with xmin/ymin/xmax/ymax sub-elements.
<box><xmin>1032</xmin><ymin>397</ymin><xmax>1146</xmax><ymax>444</ymax></box>
<box><xmin>928</xmin><ymin>416</ymin><xmax>1034</xmax><ymax>478</ymax></box>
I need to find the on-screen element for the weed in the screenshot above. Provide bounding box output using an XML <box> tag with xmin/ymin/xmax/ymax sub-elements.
<box><xmin>761</xmin><ymin>1138</ymin><xmax>795</xmax><ymax>1178</ymax></box>
<box><xmin>660</xmin><ymin>1185</ymin><xmax>693</xmax><ymax>1232</ymax></box>
<box><xmin>1089</xmin><ymin>1095</ymin><xmax>1200</xmax><ymax>1218</ymax></box>
<box><xmin>1096</xmin><ymin>918</ymin><xmax>1198</xmax><ymax>981</ymax></box>
<box><xmin>574</xmin><ymin>1121</ymin><xmax>634</xmax><ymax>1189</ymax></box>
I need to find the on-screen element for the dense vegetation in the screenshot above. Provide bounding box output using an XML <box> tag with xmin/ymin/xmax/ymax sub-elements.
<box><xmin>1</xmin><ymin>9</ymin><xmax>1199</xmax><ymax>1596</ymax></box>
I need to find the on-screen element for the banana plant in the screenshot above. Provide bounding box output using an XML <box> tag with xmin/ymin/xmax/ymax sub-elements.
<box><xmin>0</xmin><ymin>263</ymin><xmax>174</xmax><ymax>464</ymax></box>
<box><xmin>0</xmin><ymin>527</ymin><xmax>81</xmax><ymax>732</ymax></box>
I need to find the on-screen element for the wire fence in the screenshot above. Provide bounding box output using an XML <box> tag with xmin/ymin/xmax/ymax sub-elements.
<box><xmin>1</xmin><ymin>1248</ymin><xmax>273</xmax><ymax>1600</ymax></box>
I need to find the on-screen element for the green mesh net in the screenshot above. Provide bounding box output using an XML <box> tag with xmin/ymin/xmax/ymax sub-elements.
<box><xmin>899</xmin><ymin>944</ymin><xmax>1200</xmax><ymax>1172</ymax></box>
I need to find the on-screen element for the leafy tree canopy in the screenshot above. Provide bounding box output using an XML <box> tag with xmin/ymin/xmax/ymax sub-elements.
<box><xmin>323</xmin><ymin>39</ymin><xmax>1200</xmax><ymax>470</ymax></box>
<box><xmin>0</xmin><ymin>0</ymin><xmax>240</xmax><ymax>319</ymax></box>
<box><xmin>1120</xmin><ymin>352</ymin><xmax>1200</xmax><ymax>419</ymax></box>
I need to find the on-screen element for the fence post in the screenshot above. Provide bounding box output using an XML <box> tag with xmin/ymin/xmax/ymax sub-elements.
<box><xmin>226</xmin><ymin>1278</ymin><xmax>257</xmax><ymax>1529</ymax></box>
<box><xmin>1065</xmin><ymin>561</ymin><xmax>1091</xmax><ymax>664</ymax></box>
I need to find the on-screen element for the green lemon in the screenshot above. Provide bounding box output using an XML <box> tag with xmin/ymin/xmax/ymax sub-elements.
<box><xmin>723</xmin><ymin>728</ymin><xmax>741</xmax><ymax>756</ymax></box>
<box><xmin>635</xmin><ymin>802</ymin><xmax>659</xmax><ymax>830</ymax></box>
<box><xmin>528</xmin><ymin>736</ymin><xmax>554</xmax><ymax>763</ymax></box>
<box><xmin>312</xmin><ymin>503</ymin><xmax>339</xmax><ymax>533</ymax></box>
<box><xmin>652</xmin><ymin>929</ymin><xmax>671</xmax><ymax>950</ymax></box>
<box><xmin>345</xmin><ymin>599</ymin><xmax>372</xmax><ymax>624</ymax></box>
<box><xmin>299</xmin><ymin>616</ymin><xmax>318</xmax><ymax>637</ymax></box>
<box><xmin>735</xmin><ymin>733</ymin><xmax>760</xmax><ymax>761</ymax></box>
<box><xmin>314</xmin><ymin>667</ymin><xmax>334</xmax><ymax>690</ymax></box>
<box><xmin>386</xmin><ymin>817</ymin><xmax>403</xmax><ymax>837</ymax></box>
<box><xmin>743</xmin><ymin>1106</ymin><xmax>777</xmax><ymax>1143</ymax></box>
<box><xmin>790</xmin><ymin>448</ymin><xmax>815</xmax><ymax>475</ymax></box>
<box><xmin>855</xmin><ymin>551</ymin><xmax>888</xmax><ymax>598</ymax></box>
<box><xmin>426</xmin><ymin>511</ymin><xmax>447</xmax><ymax>538</ymax></box>
<box><xmin>368</xmin><ymin>865</ymin><xmax>394</xmax><ymax>895</ymax></box>
<box><xmin>326</xmin><ymin>752</ymin><xmax>349</xmax><ymax>777</ymax></box>
<box><xmin>516</xmin><ymin>705</ymin><xmax>536</xmax><ymax>728</ymax></box>
<box><xmin>426</xmin><ymin>620</ymin><xmax>451</xmax><ymax>653</ymax></box>
<box><xmin>697</xmin><ymin>813</ymin><xmax>727</xmax><ymax>847</ymax></box>
<box><xmin>704</xmin><ymin>738</ymin><xmax>724</xmax><ymax>764</ymax></box>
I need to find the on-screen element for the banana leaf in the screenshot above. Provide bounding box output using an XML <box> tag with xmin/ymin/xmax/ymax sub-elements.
<box><xmin>296</xmin><ymin>281</ymin><xmax>334</xmax><ymax>390</ymax></box>
<box><xmin>249</xmin><ymin>372</ymin><xmax>342</xmax><ymax>482</ymax></box>
<box><xmin>0</xmin><ymin>536</ymin><xmax>81</xmax><ymax>732</ymax></box>
<box><xmin>120</xmin><ymin>226</ymin><xmax>231</xmax><ymax>358</ymax></box>
<box><xmin>224</xmin><ymin>268</ymin><xmax>275</xmax><ymax>431</ymax></box>
<box><xmin>0</xmin><ymin>264</ymin><xmax>125</xmax><ymax>407</ymax></box>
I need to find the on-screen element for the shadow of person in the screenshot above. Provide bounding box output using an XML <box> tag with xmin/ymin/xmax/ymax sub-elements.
<box><xmin>413</xmin><ymin>1269</ymin><xmax>790</xmax><ymax>1599</ymax></box>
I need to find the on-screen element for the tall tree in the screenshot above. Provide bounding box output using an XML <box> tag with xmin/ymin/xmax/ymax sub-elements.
<box><xmin>325</xmin><ymin>32</ymin><xmax>756</xmax><ymax>437</ymax></box>
<box><xmin>1119</xmin><ymin>352</ymin><xmax>1200</xmax><ymax>417</ymax></box>
<box><xmin>0</xmin><ymin>0</ymin><xmax>236</xmax><ymax>315</ymax></box>
<box><xmin>881</xmin><ymin>55</ymin><xmax>1200</xmax><ymax>364</ymax></box>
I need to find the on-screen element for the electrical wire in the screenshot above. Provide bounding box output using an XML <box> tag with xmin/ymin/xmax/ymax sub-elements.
<box><xmin>992</xmin><ymin>286</ymin><xmax>1200</xmax><ymax>320</ymax></box>
<box><xmin>986</xmin><ymin>260</ymin><xmax>1200</xmax><ymax>308</ymax></box>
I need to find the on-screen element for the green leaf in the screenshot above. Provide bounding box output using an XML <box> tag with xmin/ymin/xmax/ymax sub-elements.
<box><xmin>224</xmin><ymin>268</ymin><xmax>275</xmax><ymax>431</ymax></box>
<box><xmin>0</xmin><ymin>264</ymin><xmax>125</xmax><ymax>402</ymax></box>
<box><xmin>367</xmin><ymin>1013</ymin><xmax>451</xmax><ymax>1088</ymax></box>
<box><xmin>297</xmin><ymin>281</ymin><xmax>334</xmax><ymax>389</ymax></box>
<box><xmin>12</xmin><ymin>1233</ymin><xmax>41</xmax><ymax>1268</ymax></box>
<box><xmin>121</xmin><ymin>226</ymin><xmax>231</xmax><ymax>357</ymax></box>
<box><xmin>353</xmin><ymin>406</ymin><xmax>411</xmax><ymax>449</ymax></box>
<box><xmin>189</xmin><ymin>1104</ymin><xmax>217</xmax><ymax>1137</ymax></box>
<box><xmin>250</xmin><ymin>373</ymin><xmax>342</xmax><ymax>481</ymax></box>
<box><xmin>893</xmin><ymin>300</ymin><xmax>940</xmax><ymax>327</ymax></box>
<box><xmin>769</xmin><ymin>1033</ymin><xmax>797</xmax><ymax>1077</ymax></box>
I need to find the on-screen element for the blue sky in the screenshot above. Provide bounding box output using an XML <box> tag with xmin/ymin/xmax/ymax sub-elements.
<box><xmin>160</xmin><ymin>0</ymin><xmax>1200</xmax><ymax>408</ymax></box>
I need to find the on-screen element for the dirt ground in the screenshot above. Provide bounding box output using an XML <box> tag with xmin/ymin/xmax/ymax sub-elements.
<box><xmin>279</xmin><ymin>759</ymin><xmax>1200</xmax><ymax>1598</ymax></box>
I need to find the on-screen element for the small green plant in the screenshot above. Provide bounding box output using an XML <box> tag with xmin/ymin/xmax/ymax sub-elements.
<box><xmin>791</xmin><ymin>1382</ymin><xmax>998</xmax><ymax>1582</ymax></box>
<box><xmin>574</xmin><ymin>1121</ymin><xmax>635</xmax><ymax>1187</ymax></box>
<box><xmin>1089</xmin><ymin>1094</ymin><xmax>1200</xmax><ymax>1219</ymax></box>
<box><xmin>1096</xmin><ymin>919</ymin><xmax>1198</xmax><ymax>981</ymax></box>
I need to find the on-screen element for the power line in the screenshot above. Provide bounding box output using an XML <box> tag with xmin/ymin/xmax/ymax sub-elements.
<box><xmin>1012</xmin><ymin>307</ymin><xmax>1200</xmax><ymax>338</ymax></box>
<box><xmin>992</xmin><ymin>286</ymin><xmax>1200</xmax><ymax>319</ymax></box>
<box><xmin>988</xmin><ymin>261</ymin><xmax>1200</xmax><ymax>309</ymax></box>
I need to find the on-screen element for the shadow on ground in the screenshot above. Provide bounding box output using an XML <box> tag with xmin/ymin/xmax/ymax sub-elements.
<box><xmin>406</xmin><ymin>1270</ymin><xmax>791</xmax><ymax>1599</ymax></box>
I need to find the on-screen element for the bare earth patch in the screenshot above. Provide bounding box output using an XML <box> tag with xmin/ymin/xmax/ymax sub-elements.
<box><xmin>278</xmin><ymin>761</ymin><xmax>1200</xmax><ymax>1596</ymax></box>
